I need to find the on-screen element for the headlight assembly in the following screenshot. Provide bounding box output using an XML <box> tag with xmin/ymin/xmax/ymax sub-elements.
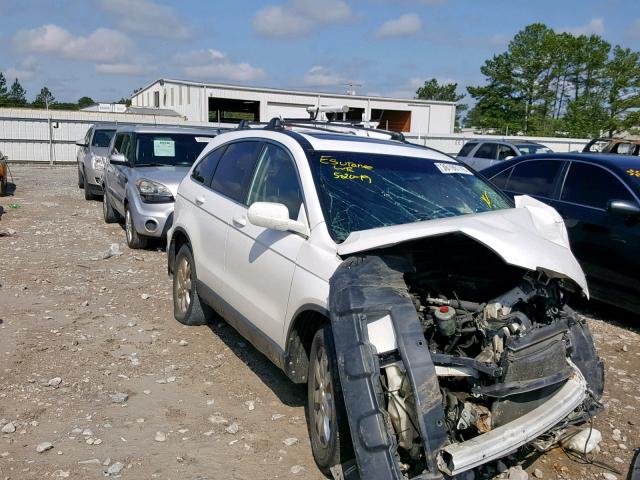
<box><xmin>135</xmin><ymin>178</ymin><xmax>174</xmax><ymax>203</ymax></box>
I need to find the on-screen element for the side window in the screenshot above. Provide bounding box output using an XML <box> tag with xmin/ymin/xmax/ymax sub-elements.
<box><xmin>120</xmin><ymin>134</ymin><xmax>133</xmax><ymax>162</ymax></box>
<box><xmin>474</xmin><ymin>143</ymin><xmax>498</xmax><ymax>159</ymax></box>
<box><xmin>561</xmin><ymin>162</ymin><xmax>633</xmax><ymax>209</ymax></box>
<box><xmin>211</xmin><ymin>141</ymin><xmax>262</xmax><ymax>202</ymax></box>
<box><xmin>490</xmin><ymin>167</ymin><xmax>513</xmax><ymax>189</ymax></box>
<box><xmin>191</xmin><ymin>146</ymin><xmax>226</xmax><ymax>185</ymax></box>
<box><xmin>247</xmin><ymin>143</ymin><xmax>303</xmax><ymax>220</ymax></box>
<box><xmin>457</xmin><ymin>142</ymin><xmax>477</xmax><ymax>157</ymax></box>
<box><xmin>506</xmin><ymin>160</ymin><xmax>563</xmax><ymax>197</ymax></box>
<box><xmin>112</xmin><ymin>133</ymin><xmax>125</xmax><ymax>154</ymax></box>
<box><xmin>497</xmin><ymin>144</ymin><xmax>517</xmax><ymax>161</ymax></box>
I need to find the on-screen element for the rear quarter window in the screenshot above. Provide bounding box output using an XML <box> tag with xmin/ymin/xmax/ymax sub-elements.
<box><xmin>457</xmin><ymin>142</ymin><xmax>477</xmax><ymax>157</ymax></box>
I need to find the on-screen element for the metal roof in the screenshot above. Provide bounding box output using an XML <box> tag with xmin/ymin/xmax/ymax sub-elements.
<box><xmin>131</xmin><ymin>78</ymin><xmax>457</xmax><ymax>106</ymax></box>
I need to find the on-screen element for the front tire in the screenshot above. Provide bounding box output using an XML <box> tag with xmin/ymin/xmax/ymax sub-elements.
<box><xmin>103</xmin><ymin>189</ymin><xmax>119</xmax><ymax>223</ymax></box>
<box><xmin>78</xmin><ymin>167</ymin><xmax>84</xmax><ymax>189</ymax></box>
<box><xmin>308</xmin><ymin>326</ymin><xmax>352</xmax><ymax>475</ymax></box>
<box><xmin>83</xmin><ymin>172</ymin><xmax>98</xmax><ymax>201</ymax></box>
<box><xmin>125</xmin><ymin>206</ymin><xmax>148</xmax><ymax>249</ymax></box>
<box><xmin>173</xmin><ymin>244</ymin><xmax>214</xmax><ymax>326</ymax></box>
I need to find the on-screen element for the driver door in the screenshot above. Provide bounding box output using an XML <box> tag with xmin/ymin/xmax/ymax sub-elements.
<box><xmin>223</xmin><ymin>142</ymin><xmax>306</xmax><ymax>347</ymax></box>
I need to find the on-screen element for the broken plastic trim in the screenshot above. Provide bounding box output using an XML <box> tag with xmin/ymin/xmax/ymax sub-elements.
<box><xmin>438</xmin><ymin>363</ymin><xmax>587</xmax><ymax>476</ymax></box>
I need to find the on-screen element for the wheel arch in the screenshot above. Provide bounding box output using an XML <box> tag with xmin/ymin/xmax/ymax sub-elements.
<box><xmin>168</xmin><ymin>227</ymin><xmax>192</xmax><ymax>276</ymax></box>
<box><xmin>284</xmin><ymin>304</ymin><xmax>330</xmax><ymax>384</ymax></box>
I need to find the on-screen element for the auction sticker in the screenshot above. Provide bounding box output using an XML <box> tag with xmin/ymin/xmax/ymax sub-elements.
<box><xmin>434</xmin><ymin>162</ymin><xmax>472</xmax><ymax>175</ymax></box>
<box><xmin>153</xmin><ymin>139</ymin><xmax>175</xmax><ymax>157</ymax></box>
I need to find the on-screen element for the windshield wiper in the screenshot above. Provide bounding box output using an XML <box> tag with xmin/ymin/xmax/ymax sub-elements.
<box><xmin>135</xmin><ymin>163</ymin><xmax>167</xmax><ymax>167</ymax></box>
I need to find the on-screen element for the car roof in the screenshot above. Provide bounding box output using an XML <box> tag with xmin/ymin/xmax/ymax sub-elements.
<box><xmin>210</xmin><ymin>127</ymin><xmax>455</xmax><ymax>162</ymax></box>
<box><xmin>114</xmin><ymin>124</ymin><xmax>226</xmax><ymax>135</ymax></box>
<box><xmin>464</xmin><ymin>139</ymin><xmax>545</xmax><ymax>146</ymax></box>
<box><xmin>293</xmin><ymin>130</ymin><xmax>454</xmax><ymax>161</ymax></box>
<box><xmin>483</xmin><ymin>152</ymin><xmax>640</xmax><ymax>179</ymax></box>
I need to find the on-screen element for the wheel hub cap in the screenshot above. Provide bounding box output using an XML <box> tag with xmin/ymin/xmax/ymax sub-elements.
<box><xmin>175</xmin><ymin>257</ymin><xmax>192</xmax><ymax>314</ymax></box>
<box><xmin>313</xmin><ymin>348</ymin><xmax>333</xmax><ymax>447</ymax></box>
<box><xmin>125</xmin><ymin>211</ymin><xmax>132</xmax><ymax>242</ymax></box>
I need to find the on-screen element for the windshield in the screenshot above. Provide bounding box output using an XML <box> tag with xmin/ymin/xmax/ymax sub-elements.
<box><xmin>92</xmin><ymin>129</ymin><xmax>115</xmax><ymax>148</ymax></box>
<box><xmin>309</xmin><ymin>151</ymin><xmax>511</xmax><ymax>243</ymax></box>
<box><xmin>134</xmin><ymin>133</ymin><xmax>214</xmax><ymax>167</ymax></box>
<box><xmin>516</xmin><ymin>144</ymin><xmax>552</xmax><ymax>155</ymax></box>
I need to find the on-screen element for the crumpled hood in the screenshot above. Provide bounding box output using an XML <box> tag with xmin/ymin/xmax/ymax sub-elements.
<box><xmin>337</xmin><ymin>195</ymin><xmax>588</xmax><ymax>296</ymax></box>
<box><xmin>129</xmin><ymin>166</ymin><xmax>191</xmax><ymax>196</ymax></box>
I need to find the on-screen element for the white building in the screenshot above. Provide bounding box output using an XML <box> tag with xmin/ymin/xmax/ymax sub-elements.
<box><xmin>130</xmin><ymin>79</ymin><xmax>457</xmax><ymax>135</ymax></box>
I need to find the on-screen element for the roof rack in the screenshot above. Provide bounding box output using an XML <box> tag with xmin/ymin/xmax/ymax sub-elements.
<box><xmin>260</xmin><ymin>117</ymin><xmax>406</xmax><ymax>142</ymax></box>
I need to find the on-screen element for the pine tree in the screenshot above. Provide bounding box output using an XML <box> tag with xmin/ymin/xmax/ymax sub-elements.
<box><xmin>7</xmin><ymin>79</ymin><xmax>27</xmax><ymax>106</ymax></box>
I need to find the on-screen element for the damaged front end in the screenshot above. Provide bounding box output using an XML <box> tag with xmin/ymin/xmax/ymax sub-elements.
<box><xmin>329</xmin><ymin>233</ymin><xmax>604</xmax><ymax>479</ymax></box>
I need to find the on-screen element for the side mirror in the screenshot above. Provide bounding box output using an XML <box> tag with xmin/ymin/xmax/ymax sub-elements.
<box><xmin>109</xmin><ymin>153</ymin><xmax>128</xmax><ymax>166</ymax></box>
<box><xmin>76</xmin><ymin>141</ymin><xmax>88</xmax><ymax>147</ymax></box>
<box><xmin>607</xmin><ymin>199</ymin><xmax>640</xmax><ymax>217</ymax></box>
<box><xmin>247</xmin><ymin>202</ymin><xmax>309</xmax><ymax>237</ymax></box>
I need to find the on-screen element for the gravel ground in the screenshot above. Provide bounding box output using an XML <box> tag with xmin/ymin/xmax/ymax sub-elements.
<box><xmin>0</xmin><ymin>165</ymin><xmax>638</xmax><ymax>480</ymax></box>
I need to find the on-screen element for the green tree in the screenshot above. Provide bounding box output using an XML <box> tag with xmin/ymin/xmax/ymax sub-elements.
<box><xmin>32</xmin><ymin>86</ymin><xmax>55</xmax><ymax>108</ymax></box>
<box><xmin>78</xmin><ymin>96</ymin><xmax>95</xmax><ymax>109</ymax></box>
<box><xmin>416</xmin><ymin>78</ymin><xmax>467</xmax><ymax>129</ymax></box>
<box><xmin>7</xmin><ymin>78</ymin><xmax>27</xmax><ymax>106</ymax></box>
<box><xmin>0</xmin><ymin>73</ymin><xmax>7</xmax><ymax>106</ymax></box>
<box><xmin>601</xmin><ymin>46</ymin><xmax>640</xmax><ymax>136</ymax></box>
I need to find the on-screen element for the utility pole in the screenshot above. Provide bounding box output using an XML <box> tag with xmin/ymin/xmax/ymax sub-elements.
<box><xmin>46</xmin><ymin>96</ymin><xmax>53</xmax><ymax>167</ymax></box>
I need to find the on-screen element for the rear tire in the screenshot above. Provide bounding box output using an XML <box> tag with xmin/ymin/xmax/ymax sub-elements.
<box><xmin>0</xmin><ymin>174</ymin><xmax>6</xmax><ymax>196</ymax></box>
<box><xmin>307</xmin><ymin>326</ymin><xmax>353</xmax><ymax>475</ymax></box>
<box><xmin>125</xmin><ymin>206</ymin><xmax>148</xmax><ymax>249</ymax></box>
<box><xmin>102</xmin><ymin>189</ymin><xmax>119</xmax><ymax>224</ymax></box>
<box><xmin>173</xmin><ymin>244</ymin><xmax>215</xmax><ymax>326</ymax></box>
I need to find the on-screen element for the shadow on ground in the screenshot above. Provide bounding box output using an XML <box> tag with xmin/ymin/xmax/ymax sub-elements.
<box><xmin>206</xmin><ymin>320</ymin><xmax>307</xmax><ymax>408</ymax></box>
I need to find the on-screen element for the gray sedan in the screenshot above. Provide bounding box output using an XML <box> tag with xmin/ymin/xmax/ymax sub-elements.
<box><xmin>102</xmin><ymin>125</ymin><xmax>223</xmax><ymax>249</ymax></box>
<box><xmin>76</xmin><ymin>124</ymin><xmax>117</xmax><ymax>200</ymax></box>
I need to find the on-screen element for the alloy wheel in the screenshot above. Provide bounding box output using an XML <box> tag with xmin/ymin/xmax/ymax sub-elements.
<box><xmin>312</xmin><ymin>347</ymin><xmax>333</xmax><ymax>448</ymax></box>
<box><xmin>125</xmin><ymin>209</ymin><xmax>133</xmax><ymax>244</ymax></box>
<box><xmin>175</xmin><ymin>256</ymin><xmax>192</xmax><ymax>315</ymax></box>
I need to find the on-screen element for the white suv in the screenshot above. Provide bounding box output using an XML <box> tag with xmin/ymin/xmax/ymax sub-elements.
<box><xmin>167</xmin><ymin>121</ymin><xmax>603</xmax><ymax>479</ymax></box>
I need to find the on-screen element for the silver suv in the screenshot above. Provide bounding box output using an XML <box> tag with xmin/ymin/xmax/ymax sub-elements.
<box><xmin>102</xmin><ymin>125</ymin><xmax>223</xmax><ymax>249</ymax></box>
<box><xmin>76</xmin><ymin>123</ymin><xmax>117</xmax><ymax>200</ymax></box>
<box><xmin>457</xmin><ymin>139</ymin><xmax>552</xmax><ymax>171</ymax></box>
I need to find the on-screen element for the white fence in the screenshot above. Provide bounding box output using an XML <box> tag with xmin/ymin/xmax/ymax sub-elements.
<box><xmin>405</xmin><ymin>133</ymin><xmax>591</xmax><ymax>156</ymax></box>
<box><xmin>1</xmin><ymin>107</ymin><xmax>592</xmax><ymax>163</ymax></box>
<box><xmin>0</xmin><ymin>108</ymin><xmax>225</xmax><ymax>164</ymax></box>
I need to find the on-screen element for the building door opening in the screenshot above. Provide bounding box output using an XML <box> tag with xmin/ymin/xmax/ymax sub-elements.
<box><xmin>208</xmin><ymin>98</ymin><xmax>260</xmax><ymax>124</ymax></box>
<box><xmin>371</xmin><ymin>109</ymin><xmax>411</xmax><ymax>132</ymax></box>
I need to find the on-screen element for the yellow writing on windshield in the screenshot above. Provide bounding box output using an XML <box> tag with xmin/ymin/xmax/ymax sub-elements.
<box><xmin>481</xmin><ymin>191</ymin><xmax>492</xmax><ymax>208</ymax></box>
<box><xmin>320</xmin><ymin>156</ymin><xmax>374</xmax><ymax>171</ymax></box>
<box><xmin>333</xmin><ymin>171</ymin><xmax>372</xmax><ymax>183</ymax></box>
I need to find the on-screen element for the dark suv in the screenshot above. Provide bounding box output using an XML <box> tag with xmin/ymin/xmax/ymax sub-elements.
<box><xmin>484</xmin><ymin>153</ymin><xmax>640</xmax><ymax>311</ymax></box>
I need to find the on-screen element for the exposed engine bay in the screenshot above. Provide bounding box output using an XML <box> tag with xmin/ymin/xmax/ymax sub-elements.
<box><xmin>329</xmin><ymin>233</ymin><xmax>604</xmax><ymax>479</ymax></box>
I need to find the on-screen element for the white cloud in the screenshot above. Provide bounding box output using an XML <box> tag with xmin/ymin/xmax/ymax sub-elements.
<box><xmin>5</xmin><ymin>56</ymin><xmax>38</xmax><ymax>81</ymax></box>
<box><xmin>175</xmin><ymin>49</ymin><xmax>265</xmax><ymax>82</ymax></box>
<box><xmin>97</xmin><ymin>0</ymin><xmax>191</xmax><ymax>39</ymax></box>
<box><xmin>303</xmin><ymin>65</ymin><xmax>344</xmax><ymax>87</ymax></box>
<box><xmin>625</xmin><ymin>19</ymin><xmax>640</xmax><ymax>41</ymax></box>
<box><xmin>95</xmin><ymin>63</ymin><xmax>154</xmax><ymax>76</ymax></box>
<box><xmin>376</xmin><ymin>13</ymin><xmax>422</xmax><ymax>39</ymax></box>
<box><xmin>254</xmin><ymin>0</ymin><xmax>352</xmax><ymax>38</ymax></box>
<box><xmin>14</xmin><ymin>24</ymin><xmax>131</xmax><ymax>63</ymax></box>
<box><xmin>560</xmin><ymin>18</ymin><xmax>604</xmax><ymax>36</ymax></box>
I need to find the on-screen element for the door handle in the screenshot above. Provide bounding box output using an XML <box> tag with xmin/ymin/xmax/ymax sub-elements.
<box><xmin>232</xmin><ymin>216</ymin><xmax>247</xmax><ymax>227</ymax></box>
<box><xmin>195</xmin><ymin>195</ymin><xmax>205</xmax><ymax>206</ymax></box>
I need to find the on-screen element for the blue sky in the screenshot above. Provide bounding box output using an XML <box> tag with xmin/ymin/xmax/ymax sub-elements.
<box><xmin>1</xmin><ymin>0</ymin><xmax>639</xmax><ymax>103</ymax></box>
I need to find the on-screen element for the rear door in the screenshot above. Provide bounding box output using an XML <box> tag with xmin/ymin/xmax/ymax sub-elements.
<box><xmin>224</xmin><ymin>142</ymin><xmax>306</xmax><ymax>346</ymax></box>
<box><xmin>501</xmin><ymin>159</ymin><xmax>565</xmax><ymax>202</ymax></box>
<box><xmin>552</xmin><ymin>161</ymin><xmax>640</xmax><ymax>304</ymax></box>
